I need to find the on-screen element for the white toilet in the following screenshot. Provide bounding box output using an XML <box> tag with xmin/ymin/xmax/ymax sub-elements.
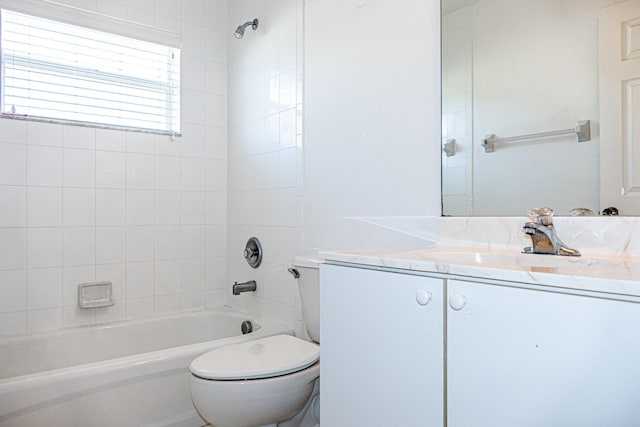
<box><xmin>189</xmin><ymin>254</ymin><xmax>322</xmax><ymax>427</ymax></box>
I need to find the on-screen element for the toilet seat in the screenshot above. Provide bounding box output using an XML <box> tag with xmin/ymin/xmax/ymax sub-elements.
<box><xmin>190</xmin><ymin>335</ymin><xmax>319</xmax><ymax>381</ymax></box>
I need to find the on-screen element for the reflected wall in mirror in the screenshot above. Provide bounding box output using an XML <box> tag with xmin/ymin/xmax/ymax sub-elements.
<box><xmin>441</xmin><ymin>0</ymin><xmax>633</xmax><ymax>216</ymax></box>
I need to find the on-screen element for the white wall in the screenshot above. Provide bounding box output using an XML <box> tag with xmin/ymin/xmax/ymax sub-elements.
<box><xmin>0</xmin><ymin>0</ymin><xmax>228</xmax><ymax>338</ymax></box>
<box><xmin>226</xmin><ymin>0</ymin><xmax>307</xmax><ymax>337</ymax></box>
<box><xmin>304</xmin><ymin>0</ymin><xmax>442</xmax><ymax>250</ymax></box>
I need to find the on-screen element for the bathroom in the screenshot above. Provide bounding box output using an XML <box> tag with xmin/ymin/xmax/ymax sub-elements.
<box><xmin>1</xmin><ymin>0</ymin><xmax>640</xmax><ymax>426</ymax></box>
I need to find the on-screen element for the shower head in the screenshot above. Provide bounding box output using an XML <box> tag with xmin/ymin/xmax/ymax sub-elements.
<box><xmin>234</xmin><ymin>18</ymin><xmax>259</xmax><ymax>39</ymax></box>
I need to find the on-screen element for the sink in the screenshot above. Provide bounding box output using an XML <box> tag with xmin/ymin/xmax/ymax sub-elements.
<box><xmin>417</xmin><ymin>251</ymin><xmax>624</xmax><ymax>271</ymax></box>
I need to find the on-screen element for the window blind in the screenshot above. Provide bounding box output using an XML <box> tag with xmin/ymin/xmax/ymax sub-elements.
<box><xmin>0</xmin><ymin>9</ymin><xmax>181</xmax><ymax>134</ymax></box>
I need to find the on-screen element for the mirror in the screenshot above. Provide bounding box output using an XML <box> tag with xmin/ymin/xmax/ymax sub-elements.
<box><xmin>441</xmin><ymin>0</ymin><xmax>633</xmax><ymax>216</ymax></box>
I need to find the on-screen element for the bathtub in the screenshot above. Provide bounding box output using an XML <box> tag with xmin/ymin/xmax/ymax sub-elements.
<box><xmin>0</xmin><ymin>307</ymin><xmax>292</xmax><ymax>427</ymax></box>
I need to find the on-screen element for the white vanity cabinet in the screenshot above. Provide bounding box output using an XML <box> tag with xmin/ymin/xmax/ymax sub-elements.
<box><xmin>447</xmin><ymin>279</ymin><xmax>640</xmax><ymax>427</ymax></box>
<box><xmin>320</xmin><ymin>264</ymin><xmax>444</xmax><ymax>427</ymax></box>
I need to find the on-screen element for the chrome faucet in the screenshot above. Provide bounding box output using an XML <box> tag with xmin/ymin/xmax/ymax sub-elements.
<box><xmin>232</xmin><ymin>280</ymin><xmax>257</xmax><ymax>295</ymax></box>
<box><xmin>522</xmin><ymin>207</ymin><xmax>580</xmax><ymax>256</ymax></box>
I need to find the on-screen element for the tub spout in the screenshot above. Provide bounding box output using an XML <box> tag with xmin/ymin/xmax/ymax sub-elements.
<box><xmin>232</xmin><ymin>280</ymin><xmax>257</xmax><ymax>295</ymax></box>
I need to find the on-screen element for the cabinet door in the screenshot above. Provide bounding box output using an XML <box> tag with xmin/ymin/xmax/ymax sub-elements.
<box><xmin>448</xmin><ymin>279</ymin><xmax>640</xmax><ymax>427</ymax></box>
<box><xmin>320</xmin><ymin>265</ymin><xmax>444</xmax><ymax>427</ymax></box>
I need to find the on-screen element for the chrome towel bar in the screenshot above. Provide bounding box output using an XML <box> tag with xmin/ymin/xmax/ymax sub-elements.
<box><xmin>482</xmin><ymin>120</ymin><xmax>590</xmax><ymax>153</ymax></box>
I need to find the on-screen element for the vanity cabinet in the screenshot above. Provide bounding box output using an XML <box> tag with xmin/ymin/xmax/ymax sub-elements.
<box><xmin>447</xmin><ymin>279</ymin><xmax>640</xmax><ymax>427</ymax></box>
<box><xmin>320</xmin><ymin>264</ymin><xmax>444</xmax><ymax>427</ymax></box>
<box><xmin>321</xmin><ymin>263</ymin><xmax>640</xmax><ymax>427</ymax></box>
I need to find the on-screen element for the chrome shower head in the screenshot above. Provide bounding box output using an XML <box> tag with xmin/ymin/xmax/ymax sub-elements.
<box><xmin>234</xmin><ymin>18</ymin><xmax>259</xmax><ymax>39</ymax></box>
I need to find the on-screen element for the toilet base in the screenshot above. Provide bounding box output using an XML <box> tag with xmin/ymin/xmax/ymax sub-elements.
<box><xmin>190</xmin><ymin>363</ymin><xmax>319</xmax><ymax>427</ymax></box>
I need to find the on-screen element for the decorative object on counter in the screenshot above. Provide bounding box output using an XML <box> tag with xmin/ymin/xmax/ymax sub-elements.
<box><xmin>232</xmin><ymin>280</ymin><xmax>257</xmax><ymax>295</ymax></box>
<box><xmin>78</xmin><ymin>281</ymin><xmax>113</xmax><ymax>308</ymax></box>
<box><xmin>522</xmin><ymin>207</ymin><xmax>581</xmax><ymax>256</ymax></box>
<box><xmin>244</xmin><ymin>236</ymin><xmax>263</xmax><ymax>268</ymax></box>
<box><xmin>569</xmin><ymin>207</ymin><xmax>595</xmax><ymax>216</ymax></box>
<box><xmin>602</xmin><ymin>206</ymin><xmax>619</xmax><ymax>216</ymax></box>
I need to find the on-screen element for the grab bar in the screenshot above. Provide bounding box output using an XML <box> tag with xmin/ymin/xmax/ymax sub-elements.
<box><xmin>482</xmin><ymin>120</ymin><xmax>590</xmax><ymax>153</ymax></box>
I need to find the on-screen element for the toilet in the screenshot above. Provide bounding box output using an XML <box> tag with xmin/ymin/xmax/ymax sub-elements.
<box><xmin>189</xmin><ymin>253</ymin><xmax>322</xmax><ymax>427</ymax></box>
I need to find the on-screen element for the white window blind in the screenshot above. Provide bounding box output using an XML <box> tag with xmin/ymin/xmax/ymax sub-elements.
<box><xmin>0</xmin><ymin>9</ymin><xmax>181</xmax><ymax>134</ymax></box>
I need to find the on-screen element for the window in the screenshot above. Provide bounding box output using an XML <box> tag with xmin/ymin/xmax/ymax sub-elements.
<box><xmin>0</xmin><ymin>9</ymin><xmax>180</xmax><ymax>134</ymax></box>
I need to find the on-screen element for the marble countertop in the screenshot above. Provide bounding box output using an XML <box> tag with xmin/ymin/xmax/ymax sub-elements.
<box><xmin>319</xmin><ymin>245</ymin><xmax>640</xmax><ymax>298</ymax></box>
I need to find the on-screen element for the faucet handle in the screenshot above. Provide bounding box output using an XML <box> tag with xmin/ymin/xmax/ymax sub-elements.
<box><xmin>527</xmin><ymin>207</ymin><xmax>554</xmax><ymax>226</ymax></box>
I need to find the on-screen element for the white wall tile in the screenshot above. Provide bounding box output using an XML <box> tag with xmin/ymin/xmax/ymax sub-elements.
<box><xmin>27</xmin><ymin>145</ymin><xmax>60</xmax><ymax>187</ymax></box>
<box><xmin>126</xmin><ymin>153</ymin><xmax>155</xmax><ymax>189</ymax></box>
<box><xmin>155</xmin><ymin>259</ymin><xmax>181</xmax><ymax>295</ymax></box>
<box><xmin>155</xmin><ymin>225</ymin><xmax>181</xmax><ymax>260</ymax></box>
<box><xmin>28</xmin><ymin>122</ymin><xmax>63</xmax><ymax>147</ymax></box>
<box><xmin>126</xmin><ymin>132</ymin><xmax>155</xmax><ymax>154</ymax></box>
<box><xmin>0</xmin><ymin>119</ymin><xmax>27</xmax><ymax>144</ymax></box>
<box><xmin>126</xmin><ymin>296</ymin><xmax>154</xmax><ymax>320</ymax></box>
<box><xmin>206</xmin><ymin>256</ymin><xmax>226</xmax><ymax>290</ymax></box>
<box><xmin>63</xmin><ymin>126</ymin><xmax>95</xmax><ymax>150</ymax></box>
<box><xmin>182</xmin><ymin>225</ymin><xmax>206</xmax><ymax>259</ymax></box>
<box><xmin>0</xmin><ymin>311</ymin><xmax>27</xmax><ymax>337</ymax></box>
<box><xmin>63</xmin><ymin>188</ymin><xmax>95</xmax><ymax>227</ymax></box>
<box><xmin>181</xmin><ymin>191</ymin><xmax>205</xmax><ymax>224</ymax></box>
<box><xmin>126</xmin><ymin>226</ymin><xmax>154</xmax><ymax>262</ymax></box>
<box><xmin>0</xmin><ymin>145</ymin><xmax>26</xmax><ymax>187</ymax></box>
<box><xmin>96</xmin><ymin>189</ymin><xmax>126</xmax><ymax>226</ymax></box>
<box><xmin>126</xmin><ymin>189</ymin><xmax>154</xmax><ymax>225</ymax></box>
<box><xmin>181</xmin><ymin>258</ymin><xmax>205</xmax><ymax>292</ymax></box>
<box><xmin>63</xmin><ymin>148</ymin><xmax>95</xmax><ymax>188</ymax></box>
<box><xmin>27</xmin><ymin>228</ymin><xmax>62</xmax><ymax>268</ymax></box>
<box><xmin>155</xmin><ymin>191</ymin><xmax>181</xmax><ymax>225</ymax></box>
<box><xmin>63</xmin><ymin>227</ymin><xmax>95</xmax><ymax>266</ymax></box>
<box><xmin>155</xmin><ymin>293</ymin><xmax>181</xmax><ymax>314</ymax></box>
<box><xmin>154</xmin><ymin>155</ymin><xmax>181</xmax><ymax>191</ymax></box>
<box><xmin>96</xmin><ymin>226</ymin><xmax>126</xmax><ymax>264</ymax></box>
<box><xmin>0</xmin><ymin>269</ymin><xmax>26</xmax><ymax>312</ymax></box>
<box><xmin>27</xmin><ymin>307</ymin><xmax>62</xmax><ymax>333</ymax></box>
<box><xmin>0</xmin><ymin>229</ymin><xmax>26</xmax><ymax>271</ymax></box>
<box><xmin>96</xmin><ymin>129</ymin><xmax>126</xmax><ymax>152</ymax></box>
<box><xmin>0</xmin><ymin>187</ymin><xmax>26</xmax><ymax>228</ymax></box>
<box><xmin>27</xmin><ymin>267</ymin><xmax>62</xmax><ymax>309</ymax></box>
<box><xmin>126</xmin><ymin>261</ymin><xmax>154</xmax><ymax>298</ymax></box>
<box><xmin>181</xmin><ymin>157</ymin><xmax>205</xmax><ymax>191</ymax></box>
<box><xmin>96</xmin><ymin>151</ymin><xmax>126</xmax><ymax>188</ymax></box>
<box><xmin>27</xmin><ymin>187</ymin><xmax>62</xmax><ymax>227</ymax></box>
<box><xmin>206</xmin><ymin>191</ymin><xmax>226</xmax><ymax>225</ymax></box>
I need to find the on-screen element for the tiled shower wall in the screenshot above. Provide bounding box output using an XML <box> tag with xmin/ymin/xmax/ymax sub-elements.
<box><xmin>226</xmin><ymin>0</ymin><xmax>306</xmax><ymax>337</ymax></box>
<box><xmin>0</xmin><ymin>0</ymin><xmax>229</xmax><ymax>337</ymax></box>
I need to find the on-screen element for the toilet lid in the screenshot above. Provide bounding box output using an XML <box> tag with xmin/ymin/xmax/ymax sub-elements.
<box><xmin>190</xmin><ymin>335</ymin><xmax>320</xmax><ymax>380</ymax></box>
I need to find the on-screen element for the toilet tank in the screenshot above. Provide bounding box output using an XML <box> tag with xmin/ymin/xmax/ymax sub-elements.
<box><xmin>293</xmin><ymin>253</ymin><xmax>322</xmax><ymax>343</ymax></box>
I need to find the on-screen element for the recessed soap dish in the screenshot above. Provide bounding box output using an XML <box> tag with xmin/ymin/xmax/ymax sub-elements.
<box><xmin>78</xmin><ymin>281</ymin><xmax>114</xmax><ymax>309</ymax></box>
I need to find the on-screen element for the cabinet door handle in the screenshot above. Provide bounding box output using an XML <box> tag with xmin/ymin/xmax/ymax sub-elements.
<box><xmin>448</xmin><ymin>294</ymin><xmax>467</xmax><ymax>311</ymax></box>
<box><xmin>416</xmin><ymin>290</ymin><xmax>432</xmax><ymax>306</ymax></box>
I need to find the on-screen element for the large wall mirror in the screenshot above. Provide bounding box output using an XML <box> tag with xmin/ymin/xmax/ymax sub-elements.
<box><xmin>441</xmin><ymin>0</ymin><xmax>640</xmax><ymax>216</ymax></box>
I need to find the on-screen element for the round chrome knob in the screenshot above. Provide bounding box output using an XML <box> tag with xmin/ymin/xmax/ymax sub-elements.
<box><xmin>448</xmin><ymin>294</ymin><xmax>467</xmax><ymax>311</ymax></box>
<box><xmin>416</xmin><ymin>290</ymin><xmax>432</xmax><ymax>306</ymax></box>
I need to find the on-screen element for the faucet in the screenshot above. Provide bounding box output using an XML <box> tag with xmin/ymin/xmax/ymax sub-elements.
<box><xmin>522</xmin><ymin>207</ymin><xmax>580</xmax><ymax>256</ymax></box>
<box><xmin>232</xmin><ymin>280</ymin><xmax>257</xmax><ymax>295</ymax></box>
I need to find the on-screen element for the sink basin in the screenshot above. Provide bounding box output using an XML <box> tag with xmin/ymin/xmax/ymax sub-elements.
<box><xmin>417</xmin><ymin>251</ymin><xmax>624</xmax><ymax>271</ymax></box>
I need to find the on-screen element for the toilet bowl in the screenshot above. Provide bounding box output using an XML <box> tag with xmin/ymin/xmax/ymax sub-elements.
<box><xmin>189</xmin><ymin>253</ymin><xmax>322</xmax><ymax>427</ymax></box>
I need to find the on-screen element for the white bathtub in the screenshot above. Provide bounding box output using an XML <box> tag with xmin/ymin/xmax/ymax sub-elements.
<box><xmin>0</xmin><ymin>307</ymin><xmax>292</xmax><ymax>427</ymax></box>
